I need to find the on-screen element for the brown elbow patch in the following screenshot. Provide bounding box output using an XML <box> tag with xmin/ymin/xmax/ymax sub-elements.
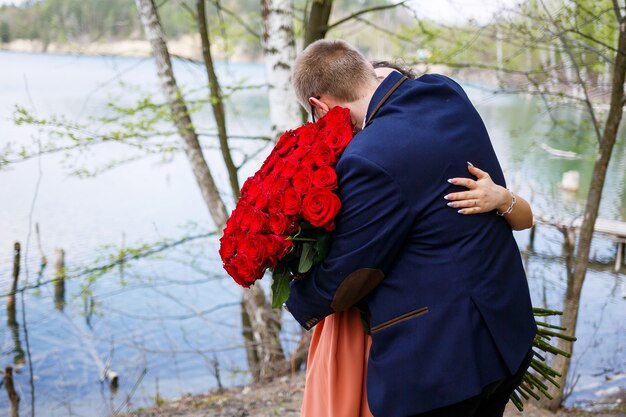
<box><xmin>331</xmin><ymin>268</ymin><xmax>384</xmax><ymax>312</ymax></box>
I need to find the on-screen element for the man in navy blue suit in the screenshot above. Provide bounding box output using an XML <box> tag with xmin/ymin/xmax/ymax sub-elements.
<box><xmin>286</xmin><ymin>39</ymin><xmax>537</xmax><ymax>417</ymax></box>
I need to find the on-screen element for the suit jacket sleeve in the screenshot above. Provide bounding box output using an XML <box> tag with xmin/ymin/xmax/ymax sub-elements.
<box><xmin>286</xmin><ymin>153</ymin><xmax>413</xmax><ymax>330</ymax></box>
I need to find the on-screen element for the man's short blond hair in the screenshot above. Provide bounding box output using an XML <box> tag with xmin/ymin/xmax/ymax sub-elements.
<box><xmin>292</xmin><ymin>39</ymin><xmax>378</xmax><ymax>109</ymax></box>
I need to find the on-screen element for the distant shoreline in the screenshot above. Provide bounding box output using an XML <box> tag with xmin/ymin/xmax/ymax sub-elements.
<box><xmin>0</xmin><ymin>35</ymin><xmax>261</xmax><ymax>63</ymax></box>
<box><xmin>5</xmin><ymin>39</ymin><xmax>606</xmax><ymax>106</ymax></box>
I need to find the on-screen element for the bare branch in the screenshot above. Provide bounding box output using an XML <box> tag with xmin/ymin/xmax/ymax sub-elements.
<box><xmin>180</xmin><ymin>1</ymin><xmax>195</xmax><ymax>18</ymax></box>
<box><xmin>207</xmin><ymin>0</ymin><xmax>261</xmax><ymax>39</ymax></box>
<box><xmin>353</xmin><ymin>16</ymin><xmax>418</xmax><ymax>46</ymax></box>
<box><xmin>538</xmin><ymin>0</ymin><xmax>603</xmax><ymax>144</ymax></box>
<box><xmin>326</xmin><ymin>0</ymin><xmax>408</xmax><ymax>32</ymax></box>
<box><xmin>612</xmin><ymin>0</ymin><xmax>622</xmax><ymax>22</ymax></box>
<box><xmin>1</xmin><ymin>232</ymin><xmax>217</xmax><ymax>298</ymax></box>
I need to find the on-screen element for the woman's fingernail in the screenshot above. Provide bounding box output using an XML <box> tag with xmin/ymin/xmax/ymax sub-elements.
<box><xmin>447</xmin><ymin>179</ymin><xmax>454</xmax><ymax>183</ymax></box>
<box><xmin>458</xmin><ymin>209</ymin><xmax>465</xmax><ymax>214</ymax></box>
<box><xmin>447</xmin><ymin>202</ymin><xmax>454</xmax><ymax>207</ymax></box>
<box><xmin>444</xmin><ymin>194</ymin><xmax>449</xmax><ymax>200</ymax></box>
<box><xmin>467</xmin><ymin>161</ymin><xmax>474</xmax><ymax>167</ymax></box>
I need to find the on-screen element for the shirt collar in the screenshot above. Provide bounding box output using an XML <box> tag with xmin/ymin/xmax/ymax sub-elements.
<box><xmin>363</xmin><ymin>70</ymin><xmax>404</xmax><ymax>128</ymax></box>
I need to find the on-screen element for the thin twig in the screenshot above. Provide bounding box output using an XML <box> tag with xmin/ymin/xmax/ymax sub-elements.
<box><xmin>326</xmin><ymin>1</ymin><xmax>408</xmax><ymax>31</ymax></box>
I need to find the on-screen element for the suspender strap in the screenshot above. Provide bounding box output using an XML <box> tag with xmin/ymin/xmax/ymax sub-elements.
<box><xmin>364</xmin><ymin>75</ymin><xmax>408</xmax><ymax>128</ymax></box>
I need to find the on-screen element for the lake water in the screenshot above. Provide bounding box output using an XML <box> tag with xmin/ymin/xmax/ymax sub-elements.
<box><xmin>0</xmin><ymin>51</ymin><xmax>624</xmax><ymax>416</ymax></box>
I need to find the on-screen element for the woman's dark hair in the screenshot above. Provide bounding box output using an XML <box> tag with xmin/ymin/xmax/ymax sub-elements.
<box><xmin>372</xmin><ymin>60</ymin><xmax>417</xmax><ymax>80</ymax></box>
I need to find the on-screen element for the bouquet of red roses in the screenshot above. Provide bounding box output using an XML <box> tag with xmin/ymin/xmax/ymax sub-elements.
<box><xmin>219</xmin><ymin>107</ymin><xmax>353</xmax><ymax>307</ymax></box>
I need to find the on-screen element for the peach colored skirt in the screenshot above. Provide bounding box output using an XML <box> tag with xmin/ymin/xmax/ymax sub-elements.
<box><xmin>301</xmin><ymin>309</ymin><xmax>374</xmax><ymax>417</ymax></box>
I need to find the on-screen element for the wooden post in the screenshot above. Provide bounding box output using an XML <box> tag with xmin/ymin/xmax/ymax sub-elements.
<box><xmin>4</xmin><ymin>367</ymin><xmax>20</xmax><ymax>417</ymax></box>
<box><xmin>35</xmin><ymin>223</ymin><xmax>47</xmax><ymax>268</ymax></box>
<box><xmin>7</xmin><ymin>242</ymin><xmax>20</xmax><ymax>327</ymax></box>
<box><xmin>35</xmin><ymin>223</ymin><xmax>47</xmax><ymax>285</ymax></box>
<box><xmin>528</xmin><ymin>223</ymin><xmax>537</xmax><ymax>252</ymax></box>
<box><xmin>54</xmin><ymin>248</ymin><xmax>65</xmax><ymax>311</ymax></box>
<box><xmin>616</xmin><ymin>241</ymin><xmax>624</xmax><ymax>273</ymax></box>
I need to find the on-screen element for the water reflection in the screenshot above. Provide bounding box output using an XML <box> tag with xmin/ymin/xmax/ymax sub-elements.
<box><xmin>0</xmin><ymin>51</ymin><xmax>623</xmax><ymax>416</ymax></box>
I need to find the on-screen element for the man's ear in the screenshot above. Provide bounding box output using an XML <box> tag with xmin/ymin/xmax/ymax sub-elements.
<box><xmin>309</xmin><ymin>96</ymin><xmax>330</xmax><ymax>116</ymax></box>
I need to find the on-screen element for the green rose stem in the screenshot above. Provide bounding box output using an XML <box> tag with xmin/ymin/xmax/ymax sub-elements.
<box><xmin>510</xmin><ymin>308</ymin><xmax>577</xmax><ymax>411</ymax></box>
<box><xmin>288</xmin><ymin>237</ymin><xmax>317</xmax><ymax>242</ymax></box>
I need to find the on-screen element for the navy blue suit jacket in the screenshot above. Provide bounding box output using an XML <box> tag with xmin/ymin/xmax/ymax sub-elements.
<box><xmin>286</xmin><ymin>71</ymin><xmax>537</xmax><ymax>417</ymax></box>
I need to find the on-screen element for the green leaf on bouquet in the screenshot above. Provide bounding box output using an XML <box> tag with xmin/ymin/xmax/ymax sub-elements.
<box><xmin>271</xmin><ymin>268</ymin><xmax>291</xmax><ymax>309</ymax></box>
<box><xmin>298</xmin><ymin>242</ymin><xmax>315</xmax><ymax>273</ymax></box>
<box><xmin>314</xmin><ymin>233</ymin><xmax>331</xmax><ymax>263</ymax></box>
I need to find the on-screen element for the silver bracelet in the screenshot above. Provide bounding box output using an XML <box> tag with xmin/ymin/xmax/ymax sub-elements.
<box><xmin>496</xmin><ymin>189</ymin><xmax>516</xmax><ymax>216</ymax></box>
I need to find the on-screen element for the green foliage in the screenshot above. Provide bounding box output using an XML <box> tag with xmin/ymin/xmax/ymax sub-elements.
<box><xmin>0</xmin><ymin>0</ymin><xmax>260</xmax><ymax>45</ymax></box>
<box><xmin>511</xmin><ymin>308</ymin><xmax>578</xmax><ymax>411</ymax></box>
<box><xmin>270</xmin><ymin>222</ymin><xmax>332</xmax><ymax>308</ymax></box>
<box><xmin>298</xmin><ymin>243</ymin><xmax>315</xmax><ymax>273</ymax></box>
<box><xmin>270</xmin><ymin>267</ymin><xmax>291</xmax><ymax>308</ymax></box>
<box><xmin>0</xmin><ymin>20</ymin><xmax>10</xmax><ymax>43</ymax></box>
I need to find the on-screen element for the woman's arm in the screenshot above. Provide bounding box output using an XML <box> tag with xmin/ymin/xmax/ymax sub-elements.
<box><xmin>445</xmin><ymin>163</ymin><xmax>533</xmax><ymax>231</ymax></box>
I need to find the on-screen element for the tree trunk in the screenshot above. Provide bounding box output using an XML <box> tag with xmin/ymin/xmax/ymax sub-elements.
<box><xmin>261</xmin><ymin>0</ymin><xmax>302</xmax><ymax>138</ymax></box>
<box><xmin>242</xmin><ymin>286</ymin><xmax>289</xmax><ymax>380</ymax></box>
<box><xmin>7</xmin><ymin>242</ymin><xmax>20</xmax><ymax>327</ymax></box>
<box><xmin>303</xmin><ymin>0</ymin><xmax>333</xmax><ymax>48</ymax></box>
<box><xmin>195</xmin><ymin>0</ymin><xmax>240</xmax><ymax>199</ymax></box>
<box><xmin>542</xmin><ymin>18</ymin><xmax>626</xmax><ymax>411</ymax></box>
<box><xmin>135</xmin><ymin>0</ymin><xmax>228</xmax><ymax>229</ymax></box>
<box><xmin>3</xmin><ymin>367</ymin><xmax>19</xmax><ymax>417</ymax></box>
<box><xmin>135</xmin><ymin>0</ymin><xmax>288</xmax><ymax>382</ymax></box>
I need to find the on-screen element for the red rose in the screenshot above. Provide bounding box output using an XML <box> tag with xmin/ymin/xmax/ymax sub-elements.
<box><xmin>268</xmin><ymin>192</ymin><xmax>284</xmax><ymax>214</ymax></box>
<box><xmin>302</xmin><ymin>187</ymin><xmax>341</xmax><ymax>230</ymax></box>
<box><xmin>249</xmin><ymin>209</ymin><xmax>269</xmax><ymax>234</ymax></box>
<box><xmin>224</xmin><ymin>261</ymin><xmax>247</xmax><ymax>287</ymax></box>
<box><xmin>263</xmin><ymin>236</ymin><xmax>280</xmax><ymax>266</ymax></box>
<box><xmin>238</xmin><ymin>236</ymin><xmax>267</xmax><ymax>265</ymax></box>
<box><xmin>301</xmin><ymin>153</ymin><xmax>316</xmax><ymax>169</ymax></box>
<box><xmin>254</xmin><ymin>192</ymin><xmax>270</xmax><ymax>210</ymax></box>
<box><xmin>275</xmin><ymin>131</ymin><xmax>298</xmax><ymax>156</ymax></box>
<box><xmin>273</xmin><ymin>177</ymin><xmax>290</xmax><ymax>192</ymax></box>
<box><xmin>219</xmin><ymin>234</ymin><xmax>237</xmax><ymax>261</ymax></box>
<box><xmin>264</xmin><ymin>234</ymin><xmax>293</xmax><ymax>265</ymax></box>
<box><xmin>232</xmin><ymin>254</ymin><xmax>261</xmax><ymax>286</ymax></box>
<box><xmin>239</xmin><ymin>204</ymin><xmax>255</xmax><ymax>231</ymax></box>
<box><xmin>289</xmin><ymin>145</ymin><xmax>309</xmax><ymax>163</ymax></box>
<box><xmin>280</xmin><ymin>159</ymin><xmax>298</xmax><ymax>179</ymax></box>
<box><xmin>298</xmin><ymin>125</ymin><xmax>318</xmax><ymax>147</ymax></box>
<box><xmin>283</xmin><ymin>187</ymin><xmax>302</xmax><ymax>216</ymax></box>
<box><xmin>313</xmin><ymin>141</ymin><xmax>336</xmax><ymax>167</ymax></box>
<box><xmin>269</xmin><ymin>212</ymin><xmax>290</xmax><ymax>234</ymax></box>
<box><xmin>312</xmin><ymin>166</ymin><xmax>338</xmax><ymax>189</ymax></box>
<box><xmin>260</xmin><ymin>152</ymin><xmax>280</xmax><ymax>176</ymax></box>
<box><xmin>292</xmin><ymin>169</ymin><xmax>312</xmax><ymax>194</ymax></box>
<box><xmin>220</xmin><ymin>106</ymin><xmax>355</xmax><ymax>288</ymax></box>
<box><xmin>231</xmin><ymin>205</ymin><xmax>244</xmax><ymax>226</ymax></box>
<box><xmin>325</xmin><ymin>127</ymin><xmax>353</xmax><ymax>155</ymax></box>
<box><xmin>242</xmin><ymin>177</ymin><xmax>262</xmax><ymax>202</ymax></box>
<box><xmin>261</xmin><ymin>174</ymin><xmax>277</xmax><ymax>197</ymax></box>
<box><xmin>224</xmin><ymin>215</ymin><xmax>237</xmax><ymax>235</ymax></box>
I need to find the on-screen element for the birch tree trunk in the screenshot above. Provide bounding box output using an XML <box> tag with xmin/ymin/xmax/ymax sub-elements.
<box><xmin>135</xmin><ymin>0</ymin><xmax>228</xmax><ymax>229</ymax></box>
<box><xmin>136</xmin><ymin>0</ymin><xmax>288</xmax><ymax>382</ymax></box>
<box><xmin>261</xmin><ymin>0</ymin><xmax>302</xmax><ymax>138</ymax></box>
<box><xmin>542</xmin><ymin>14</ymin><xmax>626</xmax><ymax>410</ymax></box>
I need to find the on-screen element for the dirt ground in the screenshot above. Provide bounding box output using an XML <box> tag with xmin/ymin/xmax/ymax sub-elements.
<box><xmin>121</xmin><ymin>373</ymin><xmax>626</xmax><ymax>417</ymax></box>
